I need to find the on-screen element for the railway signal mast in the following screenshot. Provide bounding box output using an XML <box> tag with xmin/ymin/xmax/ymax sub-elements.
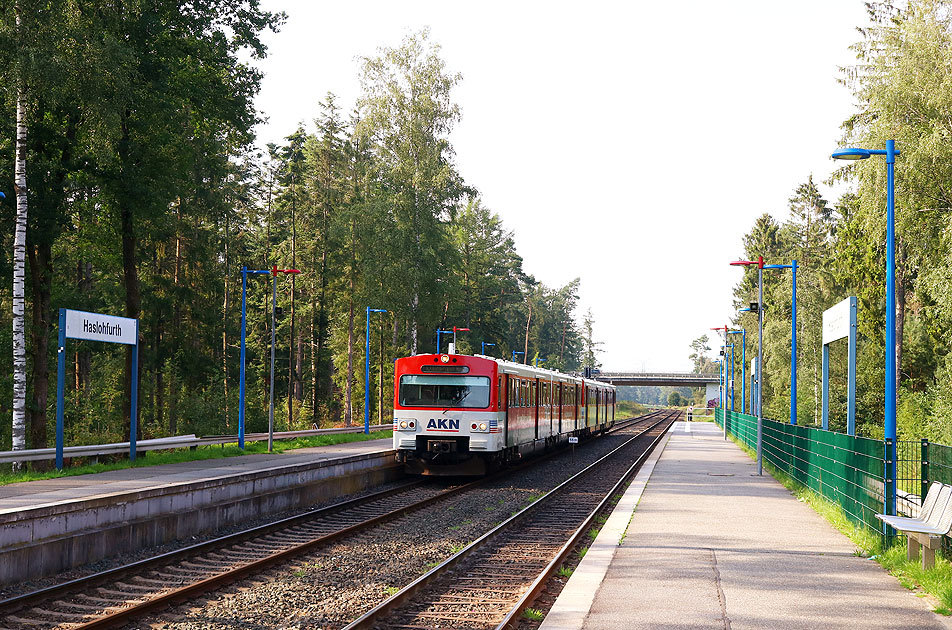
<box><xmin>730</xmin><ymin>256</ymin><xmax>764</xmax><ymax>475</ymax></box>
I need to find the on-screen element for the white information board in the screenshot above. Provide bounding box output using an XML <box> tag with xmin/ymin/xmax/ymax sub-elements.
<box><xmin>64</xmin><ymin>309</ymin><xmax>137</xmax><ymax>345</ymax></box>
<box><xmin>822</xmin><ymin>298</ymin><xmax>852</xmax><ymax>345</ymax></box>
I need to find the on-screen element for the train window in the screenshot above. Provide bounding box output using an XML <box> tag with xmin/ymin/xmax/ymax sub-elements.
<box><xmin>399</xmin><ymin>375</ymin><xmax>491</xmax><ymax>408</ymax></box>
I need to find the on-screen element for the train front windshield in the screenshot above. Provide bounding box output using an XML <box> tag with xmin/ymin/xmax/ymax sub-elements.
<box><xmin>399</xmin><ymin>375</ymin><xmax>491</xmax><ymax>408</ymax></box>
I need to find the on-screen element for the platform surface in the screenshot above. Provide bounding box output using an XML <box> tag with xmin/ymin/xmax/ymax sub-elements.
<box><xmin>0</xmin><ymin>437</ymin><xmax>393</xmax><ymax>512</ymax></box>
<box><xmin>543</xmin><ymin>420</ymin><xmax>952</xmax><ymax>630</ymax></box>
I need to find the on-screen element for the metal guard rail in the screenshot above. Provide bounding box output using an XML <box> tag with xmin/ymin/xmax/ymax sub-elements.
<box><xmin>0</xmin><ymin>424</ymin><xmax>390</xmax><ymax>465</ymax></box>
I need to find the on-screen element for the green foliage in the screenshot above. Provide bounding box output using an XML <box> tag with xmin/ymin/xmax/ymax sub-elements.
<box><xmin>0</xmin><ymin>24</ymin><xmax>601</xmax><ymax>452</ymax></box>
<box><xmin>689</xmin><ymin>335</ymin><xmax>716</xmax><ymax>373</ymax></box>
<box><xmin>616</xmin><ymin>400</ymin><xmax>649</xmax><ymax>417</ymax></box>
<box><xmin>723</xmin><ymin>3</ymin><xmax>952</xmax><ymax>443</ymax></box>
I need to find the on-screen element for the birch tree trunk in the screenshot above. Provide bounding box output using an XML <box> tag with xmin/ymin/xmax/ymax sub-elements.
<box><xmin>12</xmin><ymin>82</ymin><xmax>28</xmax><ymax>464</ymax></box>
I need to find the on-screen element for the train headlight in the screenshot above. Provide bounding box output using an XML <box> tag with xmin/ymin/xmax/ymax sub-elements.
<box><xmin>478</xmin><ymin>422</ymin><xmax>488</xmax><ymax>431</ymax></box>
<box><xmin>396</xmin><ymin>419</ymin><xmax>417</xmax><ymax>432</ymax></box>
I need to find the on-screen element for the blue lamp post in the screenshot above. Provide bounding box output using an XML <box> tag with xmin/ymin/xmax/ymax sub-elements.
<box><xmin>534</xmin><ymin>357</ymin><xmax>545</xmax><ymax>368</ymax></box>
<box><xmin>239</xmin><ymin>266</ymin><xmax>272</xmax><ymax>449</ymax></box>
<box><xmin>435</xmin><ymin>329</ymin><xmax>453</xmax><ymax>353</ymax></box>
<box><xmin>833</xmin><ymin>140</ymin><xmax>899</xmax><ymax>517</ymax></box>
<box><xmin>728</xmin><ymin>329</ymin><xmax>746</xmax><ymax>414</ymax></box>
<box><xmin>711</xmin><ymin>326</ymin><xmax>728</xmax><ymax>409</ymax></box>
<box><xmin>481</xmin><ymin>342</ymin><xmax>495</xmax><ymax>356</ymax></box>
<box><xmin>512</xmin><ymin>350</ymin><xmax>525</xmax><ymax>362</ymax></box>
<box><xmin>764</xmin><ymin>260</ymin><xmax>798</xmax><ymax>426</ymax></box>
<box><xmin>725</xmin><ymin>343</ymin><xmax>735</xmax><ymax>411</ymax></box>
<box><xmin>365</xmin><ymin>307</ymin><xmax>388</xmax><ymax>434</ymax></box>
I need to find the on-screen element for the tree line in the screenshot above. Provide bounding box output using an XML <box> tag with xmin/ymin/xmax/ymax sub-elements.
<box><xmin>719</xmin><ymin>1</ymin><xmax>952</xmax><ymax>443</ymax></box>
<box><xmin>0</xmin><ymin>13</ymin><xmax>601</xmax><ymax>460</ymax></box>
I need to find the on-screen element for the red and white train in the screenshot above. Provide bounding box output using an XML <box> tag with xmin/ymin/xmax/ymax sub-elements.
<box><xmin>392</xmin><ymin>352</ymin><xmax>616</xmax><ymax>475</ymax></box>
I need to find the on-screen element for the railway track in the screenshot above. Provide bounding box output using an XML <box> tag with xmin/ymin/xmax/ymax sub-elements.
<box><xmin>344</xmin><ymin>409</ymin><xmax>679</xmax><ymax>630</ymax></box>
<box><xmin>0</xmin><ymin>411</ymin><xmax>667</xmax><ymax>630</ymax></box>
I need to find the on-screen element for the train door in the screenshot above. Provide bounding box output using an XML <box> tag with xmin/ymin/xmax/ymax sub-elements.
<box><xmin>557</xmin><ymin>382</ymin><xmax>563</xmax><ymax>434</ymax></box>
<box><xmin>544</xmin><ymin>381</ymin><xmax>552</xmax><ymax>437</ymax></box>
<box><xmin>545</xmin><ymin>381</ymin><xmax>558</xmax><ymax>435</ymax></box>
<box><xmin>579</xmin><ymin>385</ymin><xmax>585</xmax><ymax>428</ymax></box>
<box><xmin>506</xmin><ymin>375</ymin><xmax>520</xmax><ymax>447</ymax></box>
<box><xmin>533</xmin><ymin>379</ymin><xmax>540</xmax><ymax>440</ymax></box>
<box><xmin>547</xmin><ymin>380</ymin><xmax>554</xmax><ymax>437</ymax></box>
<box><xmin>574</xmin><ymin>384</ymin><xmax>580</xmax><ymax>430</ymax></box>
<box><xmin>499</xmin><ymin>373</ymin><xmax>507</xmax><ymax>444</ymax></box>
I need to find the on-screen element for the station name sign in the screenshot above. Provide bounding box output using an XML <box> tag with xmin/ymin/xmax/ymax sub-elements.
<box><xmin>64</xmin><ymin>309</ymin><xmax>137</xmax><ymax>345</ymax></box>
<box><xmin>822</xmin><ymin>297</ymin><xmax>854</xmax><ymax>346</ymax></box>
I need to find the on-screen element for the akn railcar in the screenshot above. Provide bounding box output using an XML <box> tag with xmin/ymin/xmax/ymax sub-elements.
<box><xmin>392</xmin><ymin>353</ymin><xmax>616</xmax><ymax>475</ymax></box>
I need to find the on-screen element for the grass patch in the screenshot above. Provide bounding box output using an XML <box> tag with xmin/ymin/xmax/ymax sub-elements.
<box><xmin>521</xmin><ymin>608</ymin><xmax>544</xmax><ymax>621</ymax></box>
<box><xmin>557</xmin><ymin>566</ymin><xmax>574</xmax><ymax>578</ymax></box>
<box><xmin>0</xmin><ymin>430</ymin><xmax>393</xmax><ymax>487</ymax></box>
<box><xmin>722</xmin><ymin>428</ymin><xmax>952</xmax><ymax>613</ymax></box>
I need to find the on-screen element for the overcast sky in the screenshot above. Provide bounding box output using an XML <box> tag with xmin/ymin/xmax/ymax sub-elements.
<box><xmin>254</xmin><ymin>0</ymin><xmax>871</xmax><ymax>371</ymax></box>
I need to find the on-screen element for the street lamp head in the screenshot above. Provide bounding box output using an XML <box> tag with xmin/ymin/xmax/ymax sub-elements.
<box><xmin>730</xmin><ymin>255</ymin><xmax>764</xmax><ymax>269</ymax></box>
<box><xmin>831</xmin><ymin>147</ymin><xmax>871</xmax><ymax>160</ymax></box>
<box><xmin>272</xmin><ymin>265</ymin><xmax>302</xmax><ymax>275</ymax></box>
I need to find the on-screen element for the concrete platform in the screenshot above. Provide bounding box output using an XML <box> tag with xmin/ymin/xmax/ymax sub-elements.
<box><xmin>542</xmin><ymin>421</ymin><xmax>952</xmax><ymax>630</ymax></box>
<box><xmin>0</xmin><ymin>438</ymin><xmax>398</xmax><ymax>586</ymax></box>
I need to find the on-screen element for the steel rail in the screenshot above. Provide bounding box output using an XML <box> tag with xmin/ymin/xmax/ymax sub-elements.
<box><xmin>341</xmin><ymin>410</ymin><xmax>678</xmax><ymax>630</ymax></box>
<box><xmin>494</xmin><ymin>412</ymin><xmax>677</xmax><ymax>628</ymax></box>
<box><xmin>1</xmin><ymin>411</ymin><xmax>663</xmax><ymax>629</ymax></box>
<box><xmin>0</xmin><ymin>479</ymin><xmax>422</xmax><ymax>611</ymax></box>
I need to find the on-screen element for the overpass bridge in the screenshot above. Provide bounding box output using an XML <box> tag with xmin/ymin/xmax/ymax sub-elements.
<box><xmin>591</xmin><ymin>371</ymin><xmax>719</xmax><ymax>387</ymax></box>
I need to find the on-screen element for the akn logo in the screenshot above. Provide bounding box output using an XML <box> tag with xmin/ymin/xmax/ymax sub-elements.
<box><xmin>426</xmin><ymin>418</ymin><xmax>460</xmax><ymax>431</ymax></box>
